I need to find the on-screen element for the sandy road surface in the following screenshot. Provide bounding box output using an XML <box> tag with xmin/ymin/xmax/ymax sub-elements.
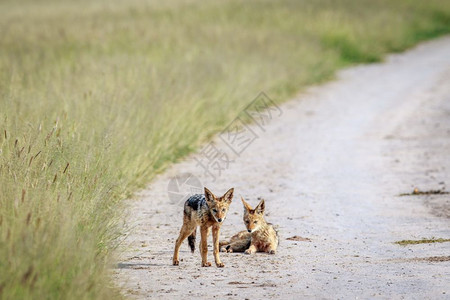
<box><xmin>113</xmin><ymin>37</ymin><xmax>450</xmax><ymax>299</ymax></box>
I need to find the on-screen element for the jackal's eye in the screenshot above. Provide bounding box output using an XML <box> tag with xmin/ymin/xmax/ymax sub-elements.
<box><xmin>212</xmin><ymin>209</ymin><xmax>218</xmax><ymax>213</ymax></box>
<box><xmin>245</xmin><ymin>220</ymin><xmax>249</xmax><ymax>224</ymax></box>
<box><xmin>253</xmin><ymin>221</ymin><xmax>258</xmax><ymax>224</ymax></box>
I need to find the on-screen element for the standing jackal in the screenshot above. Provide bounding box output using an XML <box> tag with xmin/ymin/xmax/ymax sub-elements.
<box><xmin>172</xmin><ymin>187</ymin><xmax>234</xmax><ymax>267</ymax></box>
<box><xmin>220</xmin><ymin>197</ymin><xmax>278</xmax><ymax>254</ymax></box>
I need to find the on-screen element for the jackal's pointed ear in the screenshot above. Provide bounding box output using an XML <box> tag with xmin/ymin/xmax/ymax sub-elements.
<box><xmin>241</xmin><ymin>197</ymin><xmax>252</xmax><ymax>211</ymax></box>
<box><xmin>223</xmin><ymin>188</ymin><xmax>234</xmax><ymax>203</ymax></box>
<box><xmin>255</xmin><ymin>199</ymin><xmax>265</xmax><ymax>215</ymax></box>
<box><xmin>204</xmin><ymin>187</ymin><xmax>215</xmax><ymax>203</ymax></box>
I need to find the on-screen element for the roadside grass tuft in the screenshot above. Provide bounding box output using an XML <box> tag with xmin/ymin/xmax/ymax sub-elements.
<box><xmin>395</xmin><ymin>238</ymin><xmax>450</xmax><ymax>246</ymax></box>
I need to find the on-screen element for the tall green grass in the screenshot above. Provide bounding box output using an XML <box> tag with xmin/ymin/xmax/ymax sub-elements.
<box><xmin>1</xmin><ymin>0</ymin><xmax>449</xmax><ymax>298</ymax></box>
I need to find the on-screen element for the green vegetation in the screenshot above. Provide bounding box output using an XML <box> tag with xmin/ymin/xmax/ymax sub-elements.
<box><xmin>399</xmin><ymin>188</ymin><xmax>449</xmax><ymax>196</ymax></box>
<box><xmin>1</xmin><ymin>0</ymin><xmax>449</xmax><ymax>298</ymax></box>
<box><xmin>395</xmin><ymin>238</ymin><xmax>450</xmax><ymax>246</ymax></box>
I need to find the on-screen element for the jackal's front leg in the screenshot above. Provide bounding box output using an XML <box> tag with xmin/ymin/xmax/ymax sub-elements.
<box><xmin>267</xmin><ymin>245</ymin><xmax>277</xmax><ymax>254</ymax></box>
<box><xmin>212</xmin><ymin>225</ymin><xmax>224</xmax><ymax>267</ymax></box>
<box><xmin>244</xmin><ymin>244</ymin><xmax>257</xmax><ymax>254</ymax></box>
<box><xmin>200</xmin><ymin>226</ymin><xmax>211</xmax><ymax>267</ymax></box>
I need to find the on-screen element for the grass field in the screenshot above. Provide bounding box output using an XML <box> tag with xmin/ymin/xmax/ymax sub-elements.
<box><xmin>1</xmin><ymin>0</ymin><xmax>449</xmax><ymax>298</ymax></box>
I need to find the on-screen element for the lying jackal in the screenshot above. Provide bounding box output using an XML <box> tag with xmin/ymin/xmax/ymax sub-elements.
<box><xmin>220</xmin><ymin>197</ymin><xmax>278</xmax><ymax>254</ymax></box>
<box><xmin>173</xmin><ymin>187</ymin><xmax>234</xmax><ymax>267</ymax></box>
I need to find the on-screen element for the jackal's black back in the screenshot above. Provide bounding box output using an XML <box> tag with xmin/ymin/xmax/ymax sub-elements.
<box><xmin>185</xmin><ymin>194</ymin><xmax>206</xmax><ymax>211</ymax></box>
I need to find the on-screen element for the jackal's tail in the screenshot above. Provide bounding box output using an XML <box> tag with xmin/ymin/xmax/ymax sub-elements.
<box><xmin>188</xmin><ymin>228</ymin><xmax>196</xmax><ymax>253</ymax></box>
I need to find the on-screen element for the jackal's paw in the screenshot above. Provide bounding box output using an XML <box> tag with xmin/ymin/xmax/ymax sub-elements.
<box><xmin>220</xmin><ymin>246</ymin><xmax>233</xmax><ymax>253</ymax></box>
<box><xmin>269</xmin><ymin>249</ymin><xmax>276</xmax><ymax>255</ymax></box>
<box><xmin>201</xmin><ymin>262</ymin><xmax>212</xmax><ymax>267</ymax></box>
<box><xmin>216</xmin><ymin>262</ymin><xmax>225</xmax><ymax>268</ymax></box>
<box><xmin>244</xmin><ymin>249</ymin><xmax>254</xmax><ymax>255</ymax></box>
<box><xmin>173</xmin><ymin>259</ymin><xmax>179</xmax><ymax>266</ymax></box>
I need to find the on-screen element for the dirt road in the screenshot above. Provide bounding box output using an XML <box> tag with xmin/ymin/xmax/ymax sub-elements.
<box><xmin>113</xmin><ymin>37</ymin><xmax>450</xmax><ymax>299</ymax></box>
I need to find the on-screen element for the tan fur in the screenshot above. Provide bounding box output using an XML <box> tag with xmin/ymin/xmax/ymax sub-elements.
<box><xmin>172</xmin><ymin>187</ymin><xmax>233</xmax><ymax>267</ymax></box>
<box><xmin>219</xmin><ymin>230</ymin><xmax>251</xmax><ymax>252</ymax></box>
<box><xmin>220</xmin><ymin>197</ymin><xmax>278</xmax><ymax>254</ymax></box>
